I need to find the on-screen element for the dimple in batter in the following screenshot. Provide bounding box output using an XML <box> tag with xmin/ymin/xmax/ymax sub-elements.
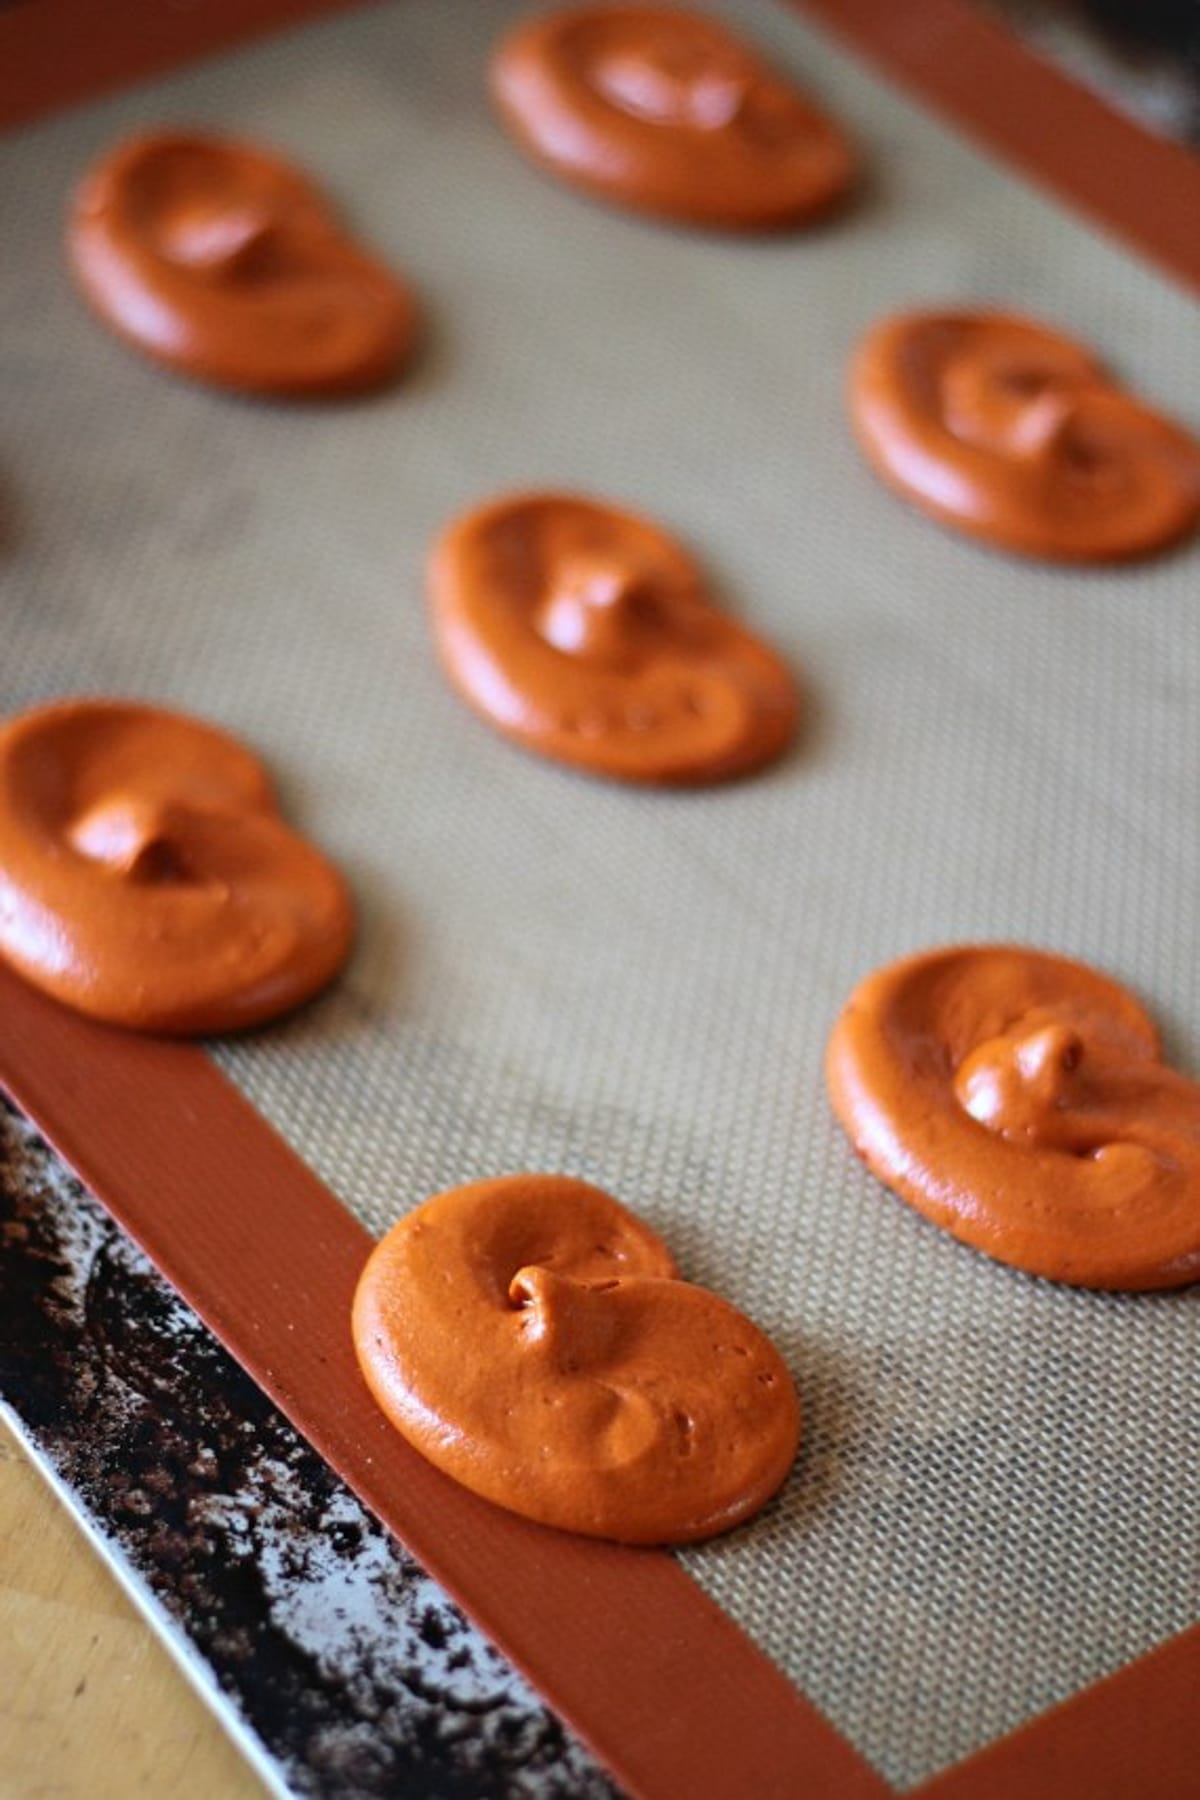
<box><xmin>428</xmin><ymin>491</ymin><xmax>798</xmax><ymax>784</ymax></box>
<box><xmin>491</xmin><ymin>5</ymin><xmax>856</xmax><ymax>230</ymax></box>
<box><xmin>353</xmin><ymin>1174</ymin><xmax>800</xmax><ymax>1544</ymax></box>
<box><xmin>69</xmin><ymin>130</ymin><xmax>418</xmax><ymax>395</ymax></box>
<box><xmin>850</xmin><ymin>309</ymin><xmax>1200</xmax><ymax>560</ymax></box>
<box><xmin>827</xmin><ymin>944</ymin><xmax>1200</xmax><ymax>1289</ymax></box>
<box><xmin>0</xmin><ymin>699</ymin><xmax>353</xmax><ymax>1034</ymax></box>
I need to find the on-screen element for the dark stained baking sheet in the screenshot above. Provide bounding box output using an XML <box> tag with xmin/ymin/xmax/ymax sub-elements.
<box><xmin>0</xmin><ymin>1093</ymin><xmax>616</xmax><ymax>1799</ymax></box>
<box><xmin>1</xmin><ymin>1</ymin><xmax>1198</xmax><ymax>1795</ymax></box>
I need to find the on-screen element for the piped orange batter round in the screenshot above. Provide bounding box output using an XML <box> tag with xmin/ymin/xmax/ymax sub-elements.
<box><xmin>850</xmin><ymin>310</ymin><xmax>1200</xmax><ymax>561</ymax></box>
<box><xmin>0</xmin><ymin>699</ymin><xmax>353</xmax><ymax>1034</ymax></box>
<box><xmin>827</xmin><ymin>945</ymin><xmax>1200</xmax><ymax>1290</ymax></box>
<box><xmin>69</xmin><ymin>131</ymin><xmax>418</xmax><ymax>395</ymax></box>
<box><xmin>429</xmin><ymin>491</ymin><xmax>798</xmax><ymax>783</ymax></box>
<box><xmin>353</xmin><ymin>1174</ymin><xmax>800</xmax><ymax>1543</ymax></box>
<box><xmin>491</xmin><ymin>5</ymin><xmax>856</xmax><ymax>230</ymax></box>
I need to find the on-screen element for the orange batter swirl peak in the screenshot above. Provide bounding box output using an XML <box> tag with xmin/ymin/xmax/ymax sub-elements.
<box><xmin>827</xmin><ymin>945</ymin><xmax>1200</xmax><ymax>1290</ymax></box>
<box><xmin>850</xmin><ymin>309</ymin><xmax>1200</xmax><ymax>561</ymax></box>
<box><xmin>490</xmin><ymin>5</ymin><xmax>856</xmax><ymax>230</ymax></box>
<box><xmin>0</xmin><ymin>699</ymin><xmax>353</xmax><ymax>1034</ymax></box>
<box><xmin>69</xmin><ymin>131</ymin><xmax>418</xmax><ymax>395</ymax></box>
<box><xmin>352</xmin><ymin>1174</ymin><xmax>800</xmax><ymax>1544</ymax></box>
<box><xmin>429</xmin><ymin>491</ymin><xmax>798</xmax><ymax>783</ymax></box>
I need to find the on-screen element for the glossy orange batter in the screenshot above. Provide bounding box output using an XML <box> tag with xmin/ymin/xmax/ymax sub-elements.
<box><xmin>429</xmin><ymin>491</ymin><xmax>798</xmax><ymax>783</ymax></box>
<box><xmin>69</xmin><ymin>131</ymin><xmax>418</xmax><ymax>395</ymax></box>
<box><xmin>850</xmin><ymin>310</ymin><xmax>1200</xmax><ymax>560</ymax></box>
<box><xmin>0</xmin><ymin>699</ymin><xmax>353</xmax><ymax>1034</ymax></box>
<box><xmin>353</xmin><ymin>1174</ymin><xmax>800</xmax><ymax>1543</ymax></box>
<box><xmin>827</xmin><ymin>945</ymin><xmax>1200</xmax><ymax>1290</ymax></box>
<box><xmin>491</xmin><ymin>5</ymin><xmax>856</xmax><ymax>230</ymax></box>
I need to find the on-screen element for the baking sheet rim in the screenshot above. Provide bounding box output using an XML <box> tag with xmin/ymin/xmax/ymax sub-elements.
<box><xmin>1</xmin><ymin>0</ymin><xmax>1198</xmax><ymax>1791</ymax></box>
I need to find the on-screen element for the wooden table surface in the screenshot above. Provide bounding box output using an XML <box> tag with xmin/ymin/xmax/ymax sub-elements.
<box><xmin>0</xmin><ymin>1417</ymin><xmax>265</xmax><ymax>1799</ymax></box>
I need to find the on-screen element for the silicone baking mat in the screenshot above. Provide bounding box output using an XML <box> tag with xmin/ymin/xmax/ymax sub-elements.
<box><xmin>1</xmin><ymin>0</ymin><xmax>1198</xmax><ymax>1793</ymax></box>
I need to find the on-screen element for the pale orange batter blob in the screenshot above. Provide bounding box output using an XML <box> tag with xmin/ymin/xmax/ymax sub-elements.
<box><xmin>353</xmin><ymin>1174</ymin><xmax>800</xmax><ymax>1543</ymax></box>
<box><xmin>491</xmin><ymin>5</ymin><xmax>856</xmax><ymax>230</ymax></box>
<box><xmin>850</xmin><ymin>310</ymin><xmax>1200</xmax><ymax>561</ymax></box>
<box><xmin>69</xmin><ymin>131</ymin><xmax>418</xmax><ymax>395</ymax></box>
<box><xmin>429</xmin><ymin>492</ymin><xmax>798</xmax><ymax>783</ymax></box>
<box><xmin>0</xmin><ymin>699</ymin><xmax>353</xmax><ymax>1034</ymax></box>
<box><xmin>827</xmin><ymin>945</ymin><xmax>1200</xmax><ymax>1290</ymax></box>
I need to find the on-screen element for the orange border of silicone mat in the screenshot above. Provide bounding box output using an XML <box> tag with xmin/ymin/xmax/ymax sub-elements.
<box><xmin>791</xmin><ymin>0</ymin><xmax>1200</xmax><ymax>297</ymax></box>
<box><xmin>0</xmin><ymin>0</ymin><xmax>364</xmax><ymax>132</ymax></box>
<box><xmin>1</xmin><ymin>0</ymin><xmax>1198</xmax><ymax>1793</ymax></box>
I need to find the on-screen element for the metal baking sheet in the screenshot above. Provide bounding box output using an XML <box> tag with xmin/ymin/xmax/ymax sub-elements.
<box><xmin>1</xmin><ymin>0</ymin><xmax>1197</xmax><ymax>1791</ymax></box>
<box><xmin>0</xmin><ymin>1094</ymin><xmax>614</xmax><ymax>1798</ymax></box>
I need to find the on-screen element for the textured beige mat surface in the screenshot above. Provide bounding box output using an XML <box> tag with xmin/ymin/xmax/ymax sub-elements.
<box><xmin>2</xmin><ymin>1</ymin><xmax>1198</xmax><ymax>1785</ymax></box>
